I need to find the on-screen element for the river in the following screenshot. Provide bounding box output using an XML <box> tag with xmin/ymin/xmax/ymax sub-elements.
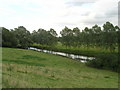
<box><xmin>28</xmin><ymin>47</ymin><xmax>95</xmax><ymax>63</ymax></box>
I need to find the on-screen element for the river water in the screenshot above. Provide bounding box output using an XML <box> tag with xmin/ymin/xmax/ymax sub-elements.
<box><xmin>28</xmin><ymin>47</ymin><xmax>95</xmax><ymax>63</ymax></box>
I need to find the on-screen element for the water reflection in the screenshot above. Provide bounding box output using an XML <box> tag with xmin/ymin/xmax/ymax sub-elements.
<box><xmin>28</xmin><ymin>47</ymin><xmax>95</xmax><ymax>63</ymax></box>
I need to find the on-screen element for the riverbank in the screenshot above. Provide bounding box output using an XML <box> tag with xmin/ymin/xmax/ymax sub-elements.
<box><xmin>2</xmin><ymin>48</ymin><xmax>118</xmax><ymax>88</ymax></box>
<box><xmin>31</xmin><ymin>43</ymin><xmax>118</xmax><ymax>57</ymax></box>
<box><xmin>28</xmin><ymin>47</ymin><xmax>95</xmax><ymax>63</ymax></box>
<box><xmin>30</xmin><ymin>44</ymin><xmax>118</xmax><ymax>72</ymax></box>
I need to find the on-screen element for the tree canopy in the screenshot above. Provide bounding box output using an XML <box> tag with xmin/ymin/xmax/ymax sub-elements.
<box><xmin>1</xmin><ymin>21</ymin><xmax>119</xmax><ymax>51</ymax></box>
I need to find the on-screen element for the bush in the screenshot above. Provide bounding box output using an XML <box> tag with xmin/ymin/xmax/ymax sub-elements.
<box><xmin>86</xmin><ymin>54</ymin><xmax>118</xmax><ymax>72</ymax></box>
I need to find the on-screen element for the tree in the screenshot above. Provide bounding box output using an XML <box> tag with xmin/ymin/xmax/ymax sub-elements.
<box><xmin>2</xmin><ymin>27</ymin><xmax>18</xmax><ymax>47</ymax></box>
<box><xmin>60</xmin><ymin>26</ymin><xmax>74</xmax><ymax>47</ymax></box>
<box><xmin>48</xmin><ymin>28</ymin><xmax>58</xmax><ymax>46</ymax></box>
<box><xmin>49</xmin><ymin>28</ymin><xmax>58</xmax><ymax>37</ymax></box>
<box><xmin>91</xmin><ymin>25</ymin><xmax>102</xmax><ymax>47</ymax></box>
<box><xmin>82</xmin><ymin>27</ymin><xmax>91</xmax><ymax>48</ymax></box>
<box><xmin>32</xmin><ymin>28</ymin><xmax>58</xmax><ymax>46</ymax></box>
<box><xmin>31</xmin><ymin>30</ymin><xmax>40</xmax><ymax>44</ymax></box>
<box><xmin>103</xmin><ymin>22</ymin><xmax>116</xmax><ymax>51</ymax></box>
<box><xmin>13</xmin><ymin>26</ymin><xmax>32</xmax><ymax>48</ymax></box>
<box><xmin>72</xmin><ymin>27</ymin><xmax>81</xmax><ymax>47</ymax></box>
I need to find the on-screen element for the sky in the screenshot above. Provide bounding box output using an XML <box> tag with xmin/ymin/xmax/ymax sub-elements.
<box><xmin>0</xmin><ymin>0</ymin><xmax>119</xmax><ymax>35</ymax></box>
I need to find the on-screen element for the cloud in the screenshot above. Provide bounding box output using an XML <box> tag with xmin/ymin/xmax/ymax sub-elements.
<box><xmin>66</xmin><ymin>2</ymin><xmax>92</xmax><ymax>7</ymax></box>
<box><xmin>0</xmin><ymin>0</ymin><xmax>119</xmax><ymax>35</ymax></box>
<box><xmin>81</xmin><ymin>0</ymin><xmax>119</xmax><ymax>27</ymax></box>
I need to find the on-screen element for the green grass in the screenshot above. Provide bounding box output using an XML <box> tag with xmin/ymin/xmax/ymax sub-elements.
<box><xmin>2</xmin><ymin>48</ymin><xmax>118</xmax><ymax>88</ymax></box>
<box><xmin>32</xmin><ymin>43</ymin><xmax>118</xmax><ymax>57</ymax></box>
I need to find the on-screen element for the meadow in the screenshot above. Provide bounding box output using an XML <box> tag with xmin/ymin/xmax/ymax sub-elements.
<box><xmin>2</xmin><ymin>48</ymin><xmax>118</xmax><ymax>88</ymax></box>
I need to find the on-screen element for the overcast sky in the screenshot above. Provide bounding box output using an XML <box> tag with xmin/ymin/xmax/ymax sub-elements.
<box><xmin>0</xmin><ymin>0</ymin><xmax>119</xmax><ymax>34</ymax></box>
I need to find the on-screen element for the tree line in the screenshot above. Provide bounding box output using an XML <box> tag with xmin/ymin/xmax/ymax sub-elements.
<box><xmin>60</xmin><ymin>22</ymin><xmax>119</xmax><ymax>52</ymax></box>
<box><xmin>2</xmin><ymin>21</ymin><xmax>119</xmax><ymax>51</ymax></box>
<box><xmin>2</xmin><ymin>26</ymin><xmax>58</xmax><ymax>48</ymax></box>
<box><xmin>1</xmin><ymin>21</ymin><xmax>119</xmax><ymax>72</ymax></box>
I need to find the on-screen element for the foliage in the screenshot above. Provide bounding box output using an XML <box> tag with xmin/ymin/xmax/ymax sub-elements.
<box><xmin>2</xmin><ymin>26</ymin><xmax>32</xmax><ymax>48</ymax></box>
<box><xmin>1</xmin><ymin>21</ymin><xmax>119</xmax><ymax>72</ymax></box>
<box><xmin>2</xmin><ymin>27</ymin><xmax>18</xmax><ymax>47</ymax></box>
<box><xmin>12</xmin><ymin>26</ymin><xmax>32</xmax><ymax>48</ymax></box>
<box><xmin>31</xmin><ymin>28</ymin><xmax>58</xmax><ymax>46</ymax></box>
<box><xmin>60</xmin><ymin>22</ymin><xmax>119</xmax><ymax>52</ymax></box>
<box><xmin>86</xmin><ymin>54</ymin><xmax>118</xmax><ymax>72</ymax></box>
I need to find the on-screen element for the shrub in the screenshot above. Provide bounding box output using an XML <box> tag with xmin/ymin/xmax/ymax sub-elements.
<box><xmin>86</xmin><ymin>54</ymin><xmax>118</xmax><ymax>72</ymax></box>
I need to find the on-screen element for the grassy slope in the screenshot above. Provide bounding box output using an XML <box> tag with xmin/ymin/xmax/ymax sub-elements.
<box><xmin>2</xmin><ymin>48</ymin><xmax>118</xmax><ymax>88</ymax></box>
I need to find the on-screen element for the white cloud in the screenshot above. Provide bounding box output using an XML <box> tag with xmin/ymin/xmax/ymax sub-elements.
<box><xmin>0</xmin><ymin>0</ymin><xmax>119</xmax><ymax>35</ymax></box>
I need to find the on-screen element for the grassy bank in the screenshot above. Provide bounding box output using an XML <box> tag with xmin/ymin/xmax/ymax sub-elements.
<box><xmin>31</xmin><ymin>43</ymin><xmax>118</xmax><ymax>57</ymax></box>
<box><xmin>2</xmin><ymin>48</ymin><xmax>118</xmax><ymax>88</ymax></box>
<box><xmin>31</xmin><ymin>43</ymin><xmax>118</xmax><ymax>72</ymax></box>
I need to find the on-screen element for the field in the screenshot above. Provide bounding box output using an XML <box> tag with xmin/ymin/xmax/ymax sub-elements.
<box><xmin>2</xmin><ymin>48</ymin><xmax>118</xmax><ymax>88</ymax></box>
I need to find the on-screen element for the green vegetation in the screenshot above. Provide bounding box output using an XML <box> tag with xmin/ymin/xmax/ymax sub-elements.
<box><xmin>32</xmin><ymin>42</ymin><xmax>118</xmax><ymax>57</ymax></box>
<box><xmin>31</xmin><ymin>42</ymin><xmax>118</xmax><ymax>72</ymax></box>
<box><xmin>86</xmin><ymin>54</ymin><xmax>118</xmax><ymax>72</ymax></box>
<box><xmin>59</xmin><ymin>22</ymin><xmax>119</xmax><ymax>52</ymax></box>
<box><xmin>2</xmin><ymin>22</ymin><xmax>119</xmax><ymax>51</ymax></box>
<box><xmin>2</xmin><ymin>48</ymin><xmax>118</xmax><ymax>88</ymax></box>
<box><xmin>1</xmin><ymin>21</ymin><xmax>119</xmax><ymax>72</ymax></box>
<box><xmin>2</xmin><ymin>26</ymin><xmax>32</xmax><ymax>48</ymax></box>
